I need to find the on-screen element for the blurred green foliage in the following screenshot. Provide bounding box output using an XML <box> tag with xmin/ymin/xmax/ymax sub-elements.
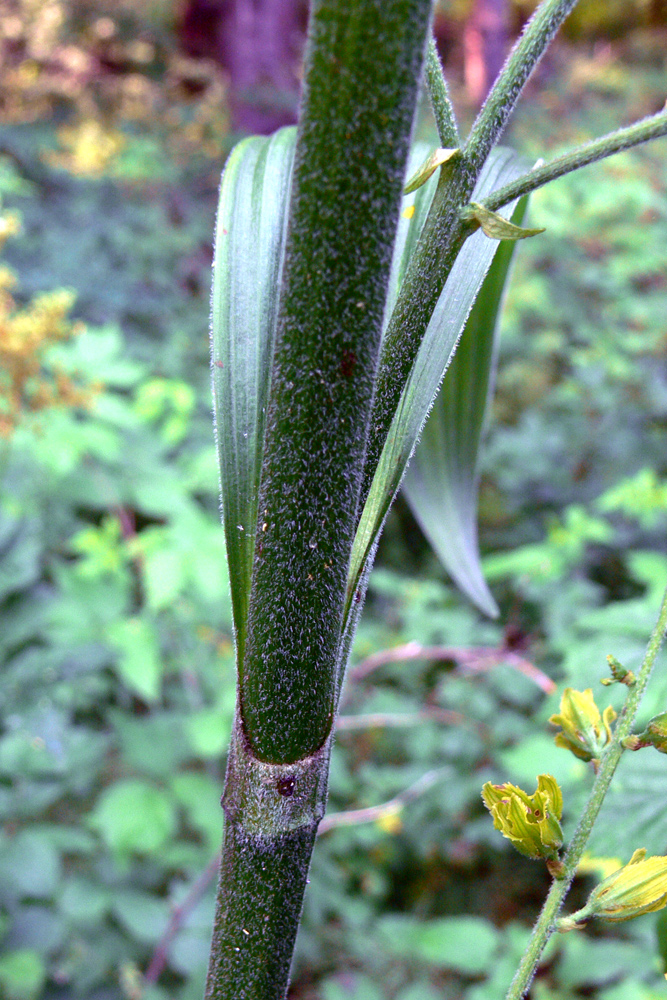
<box><xmin>1</xmin><ymin>7</ymin><xmax>667</xmax><ymax>1000</ymax></box>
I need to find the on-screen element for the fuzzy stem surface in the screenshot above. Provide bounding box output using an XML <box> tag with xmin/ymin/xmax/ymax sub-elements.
<box><xmin>241</xmin><ymin>0</ymin><xmax>434</xmax><ymax>765</ymax></box>
<box><xmin>426</xmin><ymin>35</ymin><xmax>459</xmax><ymax>147</ymax></box>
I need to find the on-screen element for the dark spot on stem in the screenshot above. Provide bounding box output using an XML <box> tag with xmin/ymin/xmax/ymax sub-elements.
<box><xmin>276</xmin><ymin>775</ymin><xmax>296</xmax><ymax>797</ymax></box>
<box><xmin>340</xmin><ymin>348</ymin><xmax>357</xmax><ymax>379</ymax></box>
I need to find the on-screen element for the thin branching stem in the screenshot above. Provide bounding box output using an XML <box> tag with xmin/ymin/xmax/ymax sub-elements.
<box><xmin>425</xmin><ymin>35</ymin><xmax>459</xmax><ymax>148</ymax></box>
<box><xmin>465</xmin><ymin>0</ymin><xmax>579</xmax><ymax>175</ymax></box>
<box><xmin>505</xmin><ymin>585</ymin><xmax>667</xmax><ymax>1000</ymax></box>
<box><xmin>318</xmin><ymin>767</ymin><xmax>448</xmax><ymax>834</ymax></box>
<box><xmin>478</xmin><ymin>111</ymin><xmax>667</xmax><ymax>214</ymax></box>
<box><xmin>361</xmin><ymin>0</ymin><xmax>579</xmax><ymax>502</ymax></box>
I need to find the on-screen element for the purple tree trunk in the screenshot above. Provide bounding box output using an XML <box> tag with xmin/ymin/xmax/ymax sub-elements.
<box><xmin>463</xmin><ymin>0</ymin><xmax>509</xmax><ymax>107</ymax></box>
<box><xmin>180</xmin><ymin>0</ymin><xmax>306</xmax><ymax>134</ymax></box>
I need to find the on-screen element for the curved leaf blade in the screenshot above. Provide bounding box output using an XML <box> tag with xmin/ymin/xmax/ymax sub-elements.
<box><xmin>210</xmin><ymin>127</ymin><xmax>295</xmax><ymax>662</ymax></box>
<box><xmin>347</xmin><ymin>148</ymin><xmax>532</xmax><ymax>613</ymax></box>
<box><xmin>402</xmin><ymin>195</ymin><xmax>529</xmax><ymax>618</ymax></box>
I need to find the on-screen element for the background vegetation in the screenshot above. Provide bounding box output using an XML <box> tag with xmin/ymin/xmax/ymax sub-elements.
<box><xmin>1</xmin><ymin>2</ymin><xmax>667</xmax><ymax>999</ymax></box>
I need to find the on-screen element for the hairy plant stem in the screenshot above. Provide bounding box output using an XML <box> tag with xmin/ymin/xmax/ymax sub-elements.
<box><xmin>241</xmin><ymin>0</ymin><xmax>433</xmax><ymax>765</ymax></box>
<box><xmin>425</xmin><ymin>35</ymin><xmax>459</xmax><ymax>147</ymax></box>
<box><xmin>360</xmin><ymin>162</ymin><xmax>473</xmax><ymax>502</ymax></box>
<box><xmin>205</xmin><ymin>716</ymin><xmax>330</xmax><ymax>1000</ymax></box>
<box><xmin>505</xmin><ymin>585</ymin><xmax>667</xmax><ymax>1000</ymax></box>
<box><xmin>205</xmin><ymin>0</ymin><xmax>433</xmax><ymax>995</ymax></box>
<box><xmin>479</xmin><ymin>111</ymin><xmax>667</xmax><ymax>214</ymax></box>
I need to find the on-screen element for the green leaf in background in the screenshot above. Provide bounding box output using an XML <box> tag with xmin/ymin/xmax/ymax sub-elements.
<box><xmin>58</xmin><ymin>877</ymin><xmax>110</xmax><ymax>924</ymax></box>
<box><xmin>210</xmin><ymin>126</ymin><xmax>295</xmax><ymax>664</ymax></box>
<box><xmin>0</xmin><ymin>830</ymin><xmax>61</xmax><ymax>901</ymax></box>
<box><xmin>585</xmin><ymin>749</ymin><xmax>667</xmax><ymax>858</ymax></box>
<box><xmin>111</xmin><ymin>890</ymin><xmax>170</xmax><ymax>943</ymax></box>
<box><xmin>106</xmin><ymin>616</ymin><xmax>163</xmax><ymax>702</ymax></box>
<box><xmin>347</xmin><ymin>148</ymin><xmax>533</xmax><ymax>615</ymax></box>
<box><xmin>402</xmin><ymin>196</ymin><xmax>530</xmax><ymax>618</ymax></box>
<box><xmin>378</xmin><ymin>914</ymin><xmax>500</xmax><ymax>974</ymax></box>
<box><xmin>89</xmin><ymin>779</ymin><xmax>176</xmax><ymax>855</ymax></box>
<box><xmin>556</xmin><ymin>936</ymin><xmax>646</xmax><ymax>988</ymax></box>
<box><xmin>323</xmin><ymin>973</ymin><xmax>385</xmax><ymax>1000</ymax></box>
<box><xmin>170</xmin><ymin>772</ymin><xmax>222</xmax><ymax>851</ymax></box>
<box><xmin>0</xmin><ymin>950</ymin><xmax>45</xmax><ymax>1000</ymax></box>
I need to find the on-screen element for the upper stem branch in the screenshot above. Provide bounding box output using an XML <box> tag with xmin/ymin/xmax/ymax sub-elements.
<box><xmin>505</xmin><ymin>584</ymin><xmax>667</xmax><ymax>1000</ymax></box>
<box><xmin>479</xmin><ymin>111</ymin><xmax>667</xmax><ymax>214</ymax></box>
<box><xmin>425</xmin><ymin>35</ymin><xmax>459</xmax><ymax>147</ymax></box>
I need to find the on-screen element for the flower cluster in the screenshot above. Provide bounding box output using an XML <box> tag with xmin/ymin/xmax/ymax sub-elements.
<box><xmin>549</xmin><ymin>687</ymin><xmax>616</xmax><ymax>763</ymax></box>
<box><xmin>481</xmin><ymin>774</ymin><xmax>563</xmax><ymax>864</ymax></box>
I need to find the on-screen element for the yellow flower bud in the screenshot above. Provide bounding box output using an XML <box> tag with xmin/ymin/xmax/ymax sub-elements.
<box><xmin>559</xmin><ymin>850</ymin><xmax>667</xmax><ymax>929</ymax></box>
<box><xmin>481</xmin><ymin>775</ymin><xmax>564</xmax><ymax>862</ymax></box>
<box><xmin>549</xmin><ymin>688</ymin><xmax>616</xmax><ymax>762</ymax></box>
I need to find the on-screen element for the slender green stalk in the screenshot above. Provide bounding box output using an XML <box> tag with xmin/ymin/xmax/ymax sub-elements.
<box><xmin>464</xmin><ymin>0</ymin><xmax>579</xmax><ymax>175</ymax></box>
<box><xmin>360</xmin><ymin>156</ymin><xmax>472</xmax><ymax>503</ymax></box>
<box><xmin>426</xmin><ymin>35</ymin><xmax>459</xmax><ymax>147</ymax></box>
<box><xmin>478</xmin><ymin>111</ymin><xmax>667</xmax><ymax>214</ymax></box>
<box><xmin>360</xmin><ymin>0</ymin><xmax>581</xmax><ymax>503</ymax></box>
<box><xmin>505</xmin><ymin>585</ymin><xmax>667</xmax><ymax>1000</ymax></box>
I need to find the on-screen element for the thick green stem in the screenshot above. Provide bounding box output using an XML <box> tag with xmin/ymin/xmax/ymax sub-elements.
<box><xmin>241</xmin><ymin>0</ymin><xmax>433</xmax><ymax>765</ymax></box>
<box><xmin>472</xmin><ymin>111</ymin><xmax>667</xmax><ymax>213</ymax></box>
<box><xmin>205</xmin><ymin>715</ymin><xmax>330</xmax><ymax>1000</ymax></box>
<box><xmin>425</xmin><ymin>35</ymin><xmax>459</xmax><ymax>147</ymax></box>
<box><xmin>464</xmin><ymin>0</ymin><xmax>579</xmax><ymax>175</ymax></box>
<box><xmin>207</xmin><ymin>1</ymin><xmax>434</xmax><ymax>995</ymax></box>
<box><xmin>505</xmin><ymin>585</ymin><xmax>667</xmax><ymax>1000</ymax></box>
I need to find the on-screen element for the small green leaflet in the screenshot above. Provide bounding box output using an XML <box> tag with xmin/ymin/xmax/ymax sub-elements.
<box><xmin>462</xmin><ymin>201</ymin><xmax>545</xmax><ymax>240</ymax></box>
<box><xmin>404</xmin><ymin>147</ymin><xmax>461</xmax><ymax>194</ymax></box>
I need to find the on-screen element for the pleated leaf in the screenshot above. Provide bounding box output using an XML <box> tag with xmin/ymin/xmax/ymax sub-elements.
<box><xmin>347</xmin><ymin>147</ymin><xmax>532</xmax><ymax>614</ymax></box>
<box><xmin>402</xmin><ymin>195</ymin><xmax>529</xmax><ymax>618</ymax></box>
<box><xmin>210</xmin><ymin>127</ymin><xmax>295</xmax><ymax>662</ymax></box>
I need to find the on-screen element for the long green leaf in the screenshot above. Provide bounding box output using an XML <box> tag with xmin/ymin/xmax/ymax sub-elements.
<box><xmin>210</xmin><ymin>128</ymin><xmax>295</xmax><ymax>667</ymax></box>
<box><xmin>402</xmin><ymin>195</ymin><xmax>529</xmax><ymax>619</ymax></box>
<box><xmin>346</xmin><ymin>148</ymin><xmax>532</xmax><ymax>615</ymax></box>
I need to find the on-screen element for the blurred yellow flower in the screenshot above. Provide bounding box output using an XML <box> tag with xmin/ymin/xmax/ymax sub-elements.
<box><xmin>376</xmin><ymin>806</ymin><xmax>403</xmax><ymax>835</ymax></box>
<box><xmin>549</xmin><ymin>687</ymin><xmax>616</xmax><ymax>762</ymax></box>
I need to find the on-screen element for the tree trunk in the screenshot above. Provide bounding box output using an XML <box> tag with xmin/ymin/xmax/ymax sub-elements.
<box><xmin>179</xmin><ymin>0</ymin><xmax>307</xmax><ymax>134</ymax></box>
<box><xmin>464</xmin><ymin>0</ymin><xmax>510</xmax><ymax>106</ymax></box>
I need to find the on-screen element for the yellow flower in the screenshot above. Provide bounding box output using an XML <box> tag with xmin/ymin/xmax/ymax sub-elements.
<box><xmin>549</xmin><ymin>688</ymin><xmax>616</xmax><ymax>762</ymax></box>
<box><xmin>481</xmin><ymin>774</ymin><xmax>563</xmax><ymax>861</ymax></box>
<box><xmin>376</xmin><ymin>805</ymin><xmax>403</xmax><ymax>835</ymax></box>
<box><xmin>559</xmin><ymin>849</ymin><xmax>667</xmax><ymax>929</ymax></box>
